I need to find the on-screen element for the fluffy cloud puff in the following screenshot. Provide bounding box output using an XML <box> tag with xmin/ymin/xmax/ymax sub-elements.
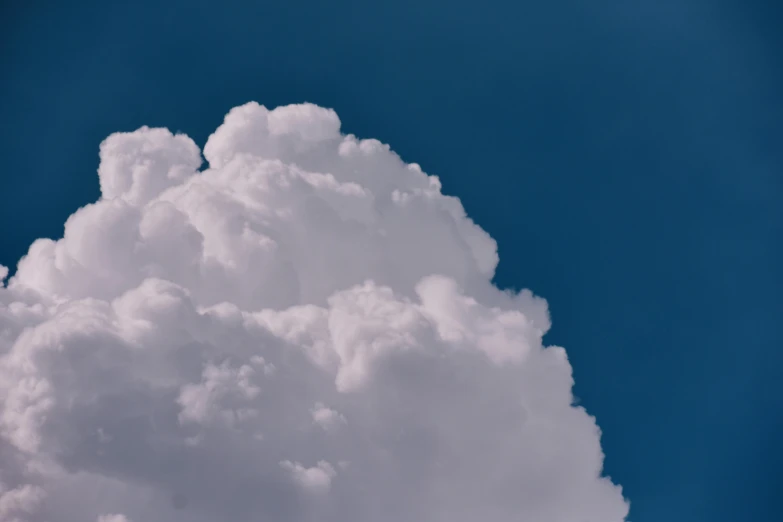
<box><xmin>0</xmin><ymin>102</ymin><xmax>629</xmax><ymax>522</ymax></box>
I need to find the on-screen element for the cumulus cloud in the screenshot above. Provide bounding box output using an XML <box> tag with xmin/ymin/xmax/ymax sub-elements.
<box><xmin>280</xmin><ymin>460</ymin><xmax>337</xmax><ymax>493</ymax></box>
<box><xmin>0</xmin><ymin>102</ymin><xmax>628</xmax><ymax>522</ymax></box>
<box><xmin>311</xmin><ymin>403</ymin><xmax>346</xmax><ymax>431</ymax></box>
<box><xmin>0</xmin><ymin>484</ymin><xmax>45</xmax><ymax>522</ymax></box>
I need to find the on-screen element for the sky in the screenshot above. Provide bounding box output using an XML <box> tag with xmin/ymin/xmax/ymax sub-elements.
<box><xmin>1</xmin><ymin>1</ymin><xmax>781</xmax><ymax>521</ymax></box>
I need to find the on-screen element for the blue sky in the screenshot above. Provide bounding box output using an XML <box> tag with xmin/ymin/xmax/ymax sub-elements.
<box><xmin>1</xmin><ymin>1</ymin><xmax>781</xmax><ymax>520</ymax></box>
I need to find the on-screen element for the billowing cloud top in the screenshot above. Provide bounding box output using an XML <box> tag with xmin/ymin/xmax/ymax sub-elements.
<box><xmin>0</xmin><ymin>102</ymin><xmax>628</xmax><ymax>522</ymax></box>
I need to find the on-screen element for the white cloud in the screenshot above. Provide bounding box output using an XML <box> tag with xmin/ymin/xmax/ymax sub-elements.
<box><xmin>280</xmin><ymin>459</ymin><xmax>337</xmax><ymax>493</ymax></box>
<box><xmin>0</xmin><ymin>483</ymin><xmax>45</xmax><ymax>521</ymax></box>
<box><xmin>311</xmin><ymin>403</ymin><xmax>346</xmax><ymax>431</ymax></box>
<box><xmin>0</xmin><ymin>102</ymin><xmax>629</xmax><ymax>522</ymax></box>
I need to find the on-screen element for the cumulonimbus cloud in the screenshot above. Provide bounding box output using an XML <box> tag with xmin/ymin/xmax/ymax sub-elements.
<box><xmin>0</xmin><ymin>102</ymin><xmax>629</xmax><ymax>522</ymax></box>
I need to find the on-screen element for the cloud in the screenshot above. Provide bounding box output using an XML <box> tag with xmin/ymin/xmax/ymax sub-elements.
<box><xmin>311</xmin><ymin>403</ymin><xmax>346</xmax><ymax>431</ymax></box>
<box><xmin>0</xmin><ymin>484</ymin><xmax>45</xmax><ymax>522</ymax></box>
<box><xmin>96</xmin><ymin>515</ymin><xmax>131</xmax><ymax>522</ymax></box>
<box><xmin>0</xmin><ymin>102</ymin><xmax>628</xmax><ymax>522</ymax></box>
<box><xmin>280</xmin><ymin>460</ymin><xmax>337</xmax><ymax>493</ymax></box>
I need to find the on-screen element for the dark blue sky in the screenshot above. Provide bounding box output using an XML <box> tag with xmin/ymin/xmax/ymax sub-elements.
<box><xmin>1</xmin><ymin>1</ymin><xmax>781</xmax><ymax>520</ymax></box>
